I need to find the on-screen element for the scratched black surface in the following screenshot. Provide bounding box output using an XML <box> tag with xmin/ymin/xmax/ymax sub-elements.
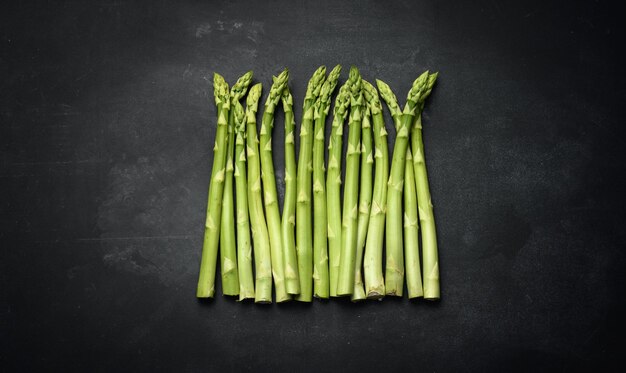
<box><xmin>1</xmin><ymin>0</ymin><xmax>625</xmax><ymax>371</ymax></box>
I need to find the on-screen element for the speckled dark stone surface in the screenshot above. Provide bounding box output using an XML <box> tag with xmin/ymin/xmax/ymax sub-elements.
<box><xmin>2</xmin><ymin>0</ymin><xmax>625</xmax><ymax>371</ymax></box>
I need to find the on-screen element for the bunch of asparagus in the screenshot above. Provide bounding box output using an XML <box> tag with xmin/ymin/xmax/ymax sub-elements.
<box><xmin>197</xmin><ymin>66</ymin><xmax>439</xmax><ymax>303</ymax></box>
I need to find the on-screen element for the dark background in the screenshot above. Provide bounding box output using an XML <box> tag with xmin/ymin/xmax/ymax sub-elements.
<box><xmin>2</xmin><ymin>0</ymin><xmax>625</xmax><ymax>371</ymax></box>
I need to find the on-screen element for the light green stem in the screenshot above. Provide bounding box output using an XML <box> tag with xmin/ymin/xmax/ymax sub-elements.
<box><xmin>233</xmin><ymin>102</ymin><xmax>255</xmax><ymax>301</ymax></box>
<box><xmin>337</xmin><ymin>67</ymin><xmax>364</xmax><ymax>296</ymax></box>
<box><xmin>280</xmin><ymin>89</ymin><xmax>300</xmax><ymax>295</ymax></box>
<box><xmin>295</xmin><ymin>105</ymin><xmax>315</xmax><ymax>301</ymax></box>
<box><xmin>197</xmin><ymin>108</ymin><xmax>227</xmax><ymax>297</ymax></box>
<box><xmin>404</xmin><ymin>146</ymin><xmax>423</xmax><ymax>299</ymax></box>
<box><xmin>312</xmin><ymin>65</ymin><xmax>340</xmax><ymax>299</ymax></box>
<box><xmin>197</xmin><ymin>74</ymin><xmax>230</xmax><ymax>298</ymax></box>
<box><xmin>246</xmin><ymin>84</ymin><xmax>273</xmax><ymax>303</ymax></box>
<box><xmin>379</xmin><ymin>72</ymin><xmax>429</xmax><ymax>297</ymax></box>
<box><xmin>326</xmin><ymin>84</ymin><xmax>350</xmax><ymax>297</ymax></box>
<box><xmin>218</xmin><ymin>71</ymin><xmax>253</xmax><ymax>296</ymax></box>
<box><xmin>296</xmin><ymin>66</ymin><xmax>326</xmax><ymax>302</ymax></box>
<box><xmin>219</xmin><ymin>102</ymin><xmax>239</xmax><ymax>296</ymax></box>
<box><xmin>363</xmin><ymin>111</ymin><xmax>388</xmax><ymax>299</ymax></box>
<box><xmin>260</xmin><ymin>109</ymin><xmax>290</xmax><ymax>302</ymax></box>
<box><xmin>385</xmin><ymin>113</ymin><xmax>411</xmax><ymax>296</ymax></box>
<box><xmin>312</xmin><ymin>109</ymin><xmax>330</xmax><ymax>298</ymax></box>
<box><xmin>352</xmin><ymin>107</ymin><xmax>372</xmax><ymax>302</ymax></box>
<box><xmin>258</xmin><ymin>70</ymin><xmax>290</xmax><ymax>302</ymax></box>
<box><xmin>389</xmin><ymin>112</ymin><xmax>422</xmax><ymax>298</ymax></box>
<box><xmin>412</xmin><ymin>114</ymin><xmax>439</xmax><ymax>300</ymax></box>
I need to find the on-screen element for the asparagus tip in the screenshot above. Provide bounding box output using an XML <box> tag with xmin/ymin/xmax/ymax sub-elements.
<box><xmin>361</xmin><ymin>80</ymin><xmax>382</xmax><ymax>112</ymax></box>
<box><xmin>266</xmin><ymin>69</ymin><xmax>289</xmax><ymax>107</ymax></box>
<box><xmin>329</xmin><ymin>64</ymin><xmax>342</xmax><ymax>79</ymax></box>
<box><xmin>231</xmin><ymin>70</ymin><xmax>254</xmax><ymax>100</ymax></box>
<box><xmin>305</xmin><ymin>65</ymin><xmax>327</xmax><ymax>100</ymax></box>
<box><xmin>406</xmin><ymin>71</ymin><xmax>430</xmax><ymax>106</ymax></box>
<box><xmin>347</xmin><ymin>66</ymin><xmax>362</xmax><ymax>99</ymax></box>
<box><xmin>213</xmin><ymin>72</ymin><xmax>230</xmax><ymax>103</ymax></box>
<box><xmin>332</xmin><ymin>83</ymin><xmax>351</xmax><ymax>119</ymax></box>
<box><xmin>375</xmin><ymin>79</ymin><xmax>401</xmax><ymax>117</ymax></box>
<box><xmin>420</xmin><ymin>72</ymin><xmax>439</xmax><ymax>103</ymax></box>
<box><xmin>246</xmin><ymin>83</ymin><xmax>263</xmax><ymax>114</ymax></box>
<box><xmin>318</xmin><ymin>65</ymin><xmax>342</xmax><ymax>108</ymax></box>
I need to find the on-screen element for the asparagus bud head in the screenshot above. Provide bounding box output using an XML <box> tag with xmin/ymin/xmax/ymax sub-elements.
<box><xmin>230</xmin><ymin>70</ymin><xmax>254</xmax><ymax>101</ymax></box>
<box><xmin>333</xmin><ymin>84</ymin><xmax>351</xmax><ymax>120</ymax></box>
<box><xmin>375</xmin><ymin>79</ymin><xmax>401</xmax><ymax>118</ymax></box>
<box><xmin>362</xmin><ymin>80</ymin><xmax>382</xmax><ymax>115</ymax></box>
<box><xmin>213</xmin><ymin>73</ymin><xmax>230</xmax><ymax>106</ymax></box>
<box><xmin>305</xmin><ymin>65</ymin><xmax>327</xmax><ymax>102</ymax></box>
<box><xmin>265</xmin><ymin>68</ymin><xmax>289</xmax><ymax>110</ymax></box>
<box><xmin>404</xmin><ymin>70</ymin><xmax>430</xmax><ymax>115</ymax></box>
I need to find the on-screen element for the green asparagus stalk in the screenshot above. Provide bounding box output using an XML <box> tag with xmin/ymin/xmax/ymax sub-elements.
<box><xmin>260</xmin><ymin>69</ymin><xmax>290</xmax><ymax>303</ymax></box>
<box><xmin>233</xmin><ymin>98</ymin><xmax>255</xmax><ymax>300</ymax></box>
<box><xmin>403</xmin><ymin>141</ymin><xmax>423</xmax><ymax>299</ymax></box>
<box><xmin>295</xmin><ymin>66</ymin><xmax>327</xmax><ymax>302</ymax></box>
<box><xmin>337</xmin><ymin>66</ymin><xmax>364</xmax><ymax>296</ymax></box>
<box><xmin>402</xmin><ymin>146</ymin><xmax>421</xmax><ymax>296</ymax></box>
<box><xmin>312</xmin><ymin>65</ymin><xmax>341</xmax><ymax>299</ymax></box>
<box><xmin>326</xmin><ymin>83</ymin><xmax>351</xmax><ymax>297</ymax></box>
<box><xmin>220</xmin><ymin>71</ymin><xmax>253</xmax><ymax>296</ymax></box>
<box><xmin>376</xmin><ymin>79</ymin><xmax>423</xmax><ymax>297</ymax></box>
<box><xmin>197</xmin><ymin>73</ymin><xmax>230</xmax><ymax>298</ymax></box>
<box><xmin>352</xmin><ymin>105</ymin><xmax>373</xmax><ymax>302</ymax></box>
<box><xmin>411</xmin><ymin>72</ymin><xmax>439</xmax><ymax>300</ymax></box>
<box><xmin>280</xmin><ymin>87</ymin><xmax>300</xmax><ymax>295</ymax></box>
<box><xmin>362</xmin><ymin>80</ymin><xmax>388</xmax><ymax>299</ymax></box>
<box><xmin>246</xmin><ymin>83</ymin><xmax>273</xmax><ymax>303</ymax></box>
<box><xmin>378</xmin><ymin>71</ymin><xmax>429</xmax><ymax>296</ymax></box>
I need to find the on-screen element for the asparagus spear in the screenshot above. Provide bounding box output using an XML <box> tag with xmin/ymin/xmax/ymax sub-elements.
<box><xmin>362</xmin><ymin>80</ymin><xmax>388</xmax><ymax>299</ymax></box>
<box><xmin>295</xmin><ymin>66</ymin><xmax>327</xmax><ymax>302</ymax></box>
<box><xmin>197</xmin><ymin>73</ymin><xmax>230</xmax><ymax>298</ymax></box>
<box><xmin>326</xmin><ymin>83</ymin><xmax>350</xmax><ymax>297</ymax></box>
<box><xmin>312</xmin><ymin>65</ymin><xmax>341</xmax><ymax>299</ymax></box>
<box><xmin>403</xmin><ymin>139</ymin><xmax>423</xmax><ymax>299</ymax></box>
<box><xmin>246</xmin><ymin>83</ymin><xmax>273</xmax><ymax>303</ymax></box>
<box><xmin>220</xmin><ymin>71</ymin><xmax>253</xmax><ymax>296</ymax></box>
<box><xmin>280</xmin><ymin>87</ymin><xmax>300</xmax><ymax>295</ymax></box>
<box><xmin>259</xmin><ymin>69</ymin><xmax>290</xmax><ymax>303</ymax></box>
<box><xmin>337</xmin><ymin>66</ymin><xmax>364</xmax><ymax>296</ymax></box>
<box><xmin>233</xmin><ymin>97</ymin><xmax>255</xmax><ymax>301</ymax></box>
<box><xmin>377</xmin><ymin>71</ymin><xmax>429</xmax><ymax>296</ymax></box>
<box><xmin>376</xmin><ymin>79</ymin><xmax>422</xmax><ymax>298</ymax></box>
<box><xmin>411</xmin><ymin>72</ymin><xmax>439</xmax><ymax>300</ymax></box>
<box><xmin>352</xmin><ymin>104</ymin><xmax>373</xmax><ymax>302</ymax></box>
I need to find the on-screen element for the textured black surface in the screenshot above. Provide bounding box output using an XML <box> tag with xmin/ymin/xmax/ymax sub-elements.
<box><xmin>2</xmin><ymin>0</ymin><xmax>625</xmax><ymax>371</ymax></box>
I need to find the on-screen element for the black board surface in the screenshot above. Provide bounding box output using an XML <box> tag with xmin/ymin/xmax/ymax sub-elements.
<box><xmin>2</xmin><ymin>0</ymin><xmax>625</xmax><ymax>371</ymax></box>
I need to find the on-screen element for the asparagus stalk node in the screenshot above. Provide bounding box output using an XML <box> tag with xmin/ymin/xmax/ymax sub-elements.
<box><xmin>326</xmin><ymin>83</ymin><xmax>351</xmax><ymax>297</ymax></box>
<box><xmin>260</xmin><ymin>69</ymin><xmax>291</xmax><ymax>302</ymax></box>
<box><xmin>313</xmin><ymin>65</ymin><xmax>341</xmax><ymax>299</ymax></box>
<box><xmin>337</xmin><ymin>66</ymin><xmax>364</xmax><ymax>296</ymax></box>
<box><xmin>411</xmin><ymin>72</ymin><xmax>440</xmax><ymax>300</ymax></box>
<box><xmin>295</xmin><ymin>66</ymin><xmax>327</xmax><ymax>302</ymax></box>
<box><xmin>280</xmin><ymin>88</ymin><xmax>300</xmax><ymax>295</ymax></box>
<box><xmin>197</xmin><ymin>73</ymin><xmax>230</xmax><ymax>298</ymax></box>
<box><xmin>362</xmin><ymin>80</ymin><xmax>388</xmax><ymax>299</ymax></box>
<box><xmin>246</xmin><ymin>83</ymin><xmax>273</xmax><ymax>303</ymax></box>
